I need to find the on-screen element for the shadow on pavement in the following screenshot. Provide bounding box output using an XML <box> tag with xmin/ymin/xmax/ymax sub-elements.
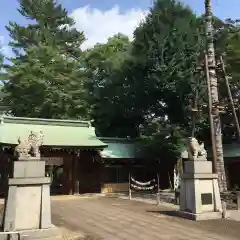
<box><xmin>146</xmin><ymin>209</ymin><xmax>240</xmax><ymax>240</ymax></box>
<box><xmin>147</xmin><ymin>210</ymin><xmax>180</xmax><ymax>218</ymax></box>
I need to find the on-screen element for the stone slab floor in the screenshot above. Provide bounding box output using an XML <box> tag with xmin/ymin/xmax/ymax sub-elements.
<box><xmin>51</xmin><ymin>196</ymin><xmax>240</xmax><ymax>240</ymax></box>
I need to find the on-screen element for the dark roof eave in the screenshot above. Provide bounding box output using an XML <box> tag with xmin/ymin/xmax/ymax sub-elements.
<box><xmin>0</xmin><ymin>143</ymin><xmax>108</xmax><ymax>150</ymax></box>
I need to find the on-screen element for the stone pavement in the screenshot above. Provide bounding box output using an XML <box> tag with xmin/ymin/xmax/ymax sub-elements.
<box><xmin>51</xmin><ymin>196</ymin><xmax>240</xmax><ymax>240</ymax></box>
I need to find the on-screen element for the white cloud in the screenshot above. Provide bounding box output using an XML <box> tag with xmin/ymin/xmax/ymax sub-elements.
<box><xmin>1</xmin><ymin>46</ymin><xmax>13</xmax><ymax>57</ymax></box>
<box><xmin>0</xmin><ymin>36</ymin><xmax>4</xmax><ymax>45</ymax></box>
<box><xmin>70</xmin><ymin>5</ymin><xmax>148</xmax><ymax>50</ymax></box>
<box><xmin>0</xmin><ymin>35</ymin><xmax>13</xmax><ymax>58</ymax></box>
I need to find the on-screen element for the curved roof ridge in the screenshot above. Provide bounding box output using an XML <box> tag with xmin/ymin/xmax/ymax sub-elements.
<box><xmin>99</xmin><ymin>137</ymin><xmax>136</xmax><ymax>142</ymax></box>
<box><xmin>1</xmin><ymin>115</ymin><xmax>91</xmax><ymax>127</ymax></box>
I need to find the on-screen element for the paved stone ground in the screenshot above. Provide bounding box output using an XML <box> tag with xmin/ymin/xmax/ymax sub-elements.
<box><xmin>51</xmin><ymin>196</ymin><xmax>240</xmax><ymax>240</ymax></box>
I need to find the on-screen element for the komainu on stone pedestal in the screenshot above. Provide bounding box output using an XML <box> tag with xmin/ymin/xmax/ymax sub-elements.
<box><xmin>179</xmin><ymin>137</ymin><xmax>222</xmax><ymax>221</ymax></box>
<box><xmin>0</xmin><ymin>132</ymin><xmax>59</xmax><ymax>239</ymax></box>
<box><xmin>187</xmin><ymin>137</ymin><xmax>207</xmax><ymax>161</ymax></box>
<box><xmin>14</xmin><ymin>131</ymin><xmax>44</xmax><ymax>158</ymax></box>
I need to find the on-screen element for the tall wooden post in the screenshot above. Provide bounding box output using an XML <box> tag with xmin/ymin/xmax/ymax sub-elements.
<box><xmin>205</xmin><ymin>0</ymin><xmax>227</xmax><ymax>192</ymax></box>
<box><xmin>156</xmin><ymin>173</ymin><xmax>160</xmax><ymax>206</ymax></box>
<box><xmin>129</xmin><ymin>172</ymin><xmax>132</xmax><ymax>200</ymax></box>
<box><xmin>205</xmin><ymin>54</ymin><xmax>217</xmax><ymax>175</ymax></box>
<box><xmin>73</xmin><ymin>151</ymin><xmax>80</xmax><ymax>195</ymax></box>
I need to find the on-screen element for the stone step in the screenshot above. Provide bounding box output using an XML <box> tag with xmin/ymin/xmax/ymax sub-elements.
<box><xmin>20</xmin><ymin>228</ymin><xmax>60</xmax><ymax>239</ymax></box>
<box><xmin>0</xmin><ymin>227</ymin><xmax>62</xmax><ymax>240</ymax></box>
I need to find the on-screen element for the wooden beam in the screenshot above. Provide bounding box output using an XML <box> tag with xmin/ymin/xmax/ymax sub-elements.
<box><xmin>204</xmin><ymin>53</ymin><xmax>217</xmax><ymax>174</ymax></box>
<box><xmin>220</xmin><ymin>56</ymin><xmax>240</xmax><ymax>140</ymax></box>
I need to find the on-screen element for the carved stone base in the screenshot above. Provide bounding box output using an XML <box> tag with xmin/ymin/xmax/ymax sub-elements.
<box><xmin>180</xmin><ymin>161</ymin><xmax>222</xmax><ymax>221</ymax></box>
<box><xmin>1</xmin><ymin>159</ymin><xmax>59</xmax><ymax>237</ymax></box>
<box><xmin>0</xmin><ymin>227</ymin><xmax>60</xmax><ymax>240</ymax></box>
<box><xmin>177</xmin><ymin>210</ymin><xmax>222</xmax><ymax>221</ymax></box>
<box><xmin>2</xmin><ymin>180</ymin><xmax>52</xmax><ymax>231</ymax></box>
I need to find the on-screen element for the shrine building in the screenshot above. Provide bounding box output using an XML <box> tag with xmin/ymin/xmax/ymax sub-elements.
<box><xmin>0</xmin><ymin>115</ymin><xmax>171</xmax><ymax>197</ymax></box>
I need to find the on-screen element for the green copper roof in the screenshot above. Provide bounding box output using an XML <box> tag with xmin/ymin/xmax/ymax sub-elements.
<box><xmin>0</xmin><ymin>116</ymin><xmax>107</xmax><ymax>148</ymax></box>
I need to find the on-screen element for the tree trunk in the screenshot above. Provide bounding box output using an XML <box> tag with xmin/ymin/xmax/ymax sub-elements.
<box><xmin>205</xmin><ymin>0</ymin><xmax>227</xmax><ymax>192</ymax></box>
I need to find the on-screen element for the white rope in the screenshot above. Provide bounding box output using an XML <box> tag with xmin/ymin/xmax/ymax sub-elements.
<box><xmin>130</xmin><ymin>183</ymin><xmax>156</xmax><ymax>190</ymax></box>
<box><xmin>131</xmin><ymin>177</ymin><xmax>155</xmax><ymax>186</ymax></box>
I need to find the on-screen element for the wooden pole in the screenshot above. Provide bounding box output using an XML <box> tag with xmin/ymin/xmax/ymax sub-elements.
<box><xmin>205</xmin><ymin>53</ymin><xmax>217</xmax><ymax>173</ymax></box>
<box><xmin>238</xmin><ymin>105</ymin><xmax>240</xmax><ymax>134</ymax></box>
<box><xmin>129</xmin><ymin>172</ymin><xmax>132</xmax><ymax>200</ymax></box>
<box><xmin>237</xmin><ymin>191</ymin><xmax>240</xmax><ymax>210</ymax></box>
<box><xmin>219</xmin><ymin>56</ymin><xmax>240</xmax><ymax>140</ymax></box>
<box><xmin>73</xmin><ymin>151</ymin><xmax>80</xmax><ymax>195</ymax></box>
<box><xmin>191</xmin><ymin>76</ymin><xmax>199</xmax><ymax>137</ymax></box>
<box><xmin>191</xmin><ymin>96</ymin><xmax>198</xmax><ymax>137</ymax></box>
<box><xmin>156</xmin><ymin>173</ymin><xmax>160</xmax><ymax>206</ymax></box>
<box><xmin>168</xmin><ymin>172</ymin><xmax>173</xmax><ymax>190</ymax></box>
<box><xmin>205</xmin><ymin>0</ymin><xmax>227</xmax><ymax>191</ymax></box>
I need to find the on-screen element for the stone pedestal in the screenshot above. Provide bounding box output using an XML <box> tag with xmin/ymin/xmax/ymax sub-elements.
<box><xmin>0</xmin><ymin>157</ymin><xmax>59</xmax><ymax>239</ymax></box>
<box><xmin>179</xmin><ymin>160</ymin><xmax>222</xmax><ymax>220</ymax></box>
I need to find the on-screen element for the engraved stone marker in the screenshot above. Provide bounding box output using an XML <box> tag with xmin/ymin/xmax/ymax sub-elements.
<box><xmin>201</xmin><ymin>193</ymin><xmax>213</xmax><ymax>205</ymax></box>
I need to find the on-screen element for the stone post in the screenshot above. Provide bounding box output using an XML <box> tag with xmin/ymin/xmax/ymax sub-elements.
<box><xmin>73</xmin><ymin>152</ymin><xmax>80</xmax><ymax>195</ymax></box>
<box><xmin>179</xmin><ymin>137</ymin><xmax>222</xmax><ymax>220</ymax></box>
<box><xmin>0</xmin><ymin>131</ymin><xmax>59</xmax><ymax>239</ymax></box>
<box><xmin>237</xmin><ymin>191</ymin><xmax>240</xmax><ymax>211</ymax></box>
<box><xmin>73</xmin><ymin>158</ymin><xmax>80</xmax><ymax>195</ymax></box>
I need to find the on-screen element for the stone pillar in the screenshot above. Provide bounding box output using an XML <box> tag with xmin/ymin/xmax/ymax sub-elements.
<box><xmin>63</xmin><ymin>157</ymin><xmax>73</xmax><ymax>195</ymax></box>
<box><xmin>73</xmin><ymin>156</ymin><xmax>80</xmax><ymax>195</ymax></box>
<box><xmin>179</xmin><ymin>160</ymin><xmax>222</xmax><ymax>220</ymax></box>
<box><xmin>1</xmin><ymin>156</ymin><xmax>59</xmax><ymax>238</ymax></box>
<box><xmin>62</xmin><ymin>157</ymin><xmax>69</xmax><ymax>194</ymax></box>
<box><xmin>72</xmin><ymin>153</ymin><xmax>80</xmax><ymax>195</ymax></box>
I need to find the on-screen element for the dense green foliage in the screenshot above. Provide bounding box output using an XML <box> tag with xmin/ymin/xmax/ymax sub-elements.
<box><xmin>84</xmin><ymin>34</ymin><xmax>138</xmax><ymax>137</ymax></box>
<box><xmin>111</xmin><ymin>0</ymin><xmax>203</xmax><ymax>158</ymax></box>
<box><xmin>3</xmin><ymin>0</ymin><xmax>89</xmax><ymax>119</ymax></box>
<box><xmin>2</xmin><ymin>0</ymin><xmax>240</xmax><ymax>159</ymax></box>
<box><xmin>214</xmin><ymin>19</ymin><xmax>240</xmax><ymax>143</ymax></box>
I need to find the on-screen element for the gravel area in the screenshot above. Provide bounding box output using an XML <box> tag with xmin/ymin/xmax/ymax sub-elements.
<box><xmin>52</xmin><ymin>196</ymin><xmax>240</xmax><ymax>240</ymax></box>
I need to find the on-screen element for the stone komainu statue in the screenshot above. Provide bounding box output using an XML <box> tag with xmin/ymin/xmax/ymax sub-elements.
<box><xmin>187</xmin><ymin>137</ymin><xmax>207</xmax><ymax>161</ymax></box>
<box><xmin>14</xmin><ymin>131</ymin><xmax>44</xmax><ymax>158</ymax></box>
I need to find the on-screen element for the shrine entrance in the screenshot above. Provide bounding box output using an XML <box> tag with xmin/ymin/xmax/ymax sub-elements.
<box><xmin>42</xmin><ymin>149</ymin><xmax>104</xmax><ymax>195</ymax></box>
<box><xmin>0</xmin><ymin>116</ymin><xmax>107</xmax><ymax>197</ymax></box>
<box><xmin>46</xmin><ymin>164</ymin><xmax>64</xmax><ymax>195</ymax></box>
<box><xmin>77</xmin><ymin>150</ymin><xmax>103</xmax><ymax>194</ymax></box>
<box><xmin>0</xmin><ymin>150</ymin><xmax>11</xmax><ymax>198</ymax></box>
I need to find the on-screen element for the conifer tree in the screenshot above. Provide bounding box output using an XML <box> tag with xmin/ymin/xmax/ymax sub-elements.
<box><xmin>3</xmin><ymin>0</ymin><xmax>89</xmax><ymax>119</ymax></box>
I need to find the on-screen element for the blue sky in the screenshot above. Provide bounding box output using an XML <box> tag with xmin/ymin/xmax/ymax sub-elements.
<box><xmin>0</xmin><ymin>0</ymin><xmax>239</xmax><ymax>54</ymax></box>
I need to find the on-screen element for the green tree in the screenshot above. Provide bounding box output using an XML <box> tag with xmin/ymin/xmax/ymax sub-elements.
<box><xmin>139</xmin><ymin>119</ymin><xmax>187</xmax><ymax>159</ymax></box>
<box><xmin>132</xmin><ymin>0</ymin><xmax>204</xmax><ymax>124</ymax></box>
<box><xmin>84</xmin><ymin>34</ymin><xmax>142</xmax><ymax>137</ymax></box>
<box><xmin>194</xmin><ymin>16</ymin><xmax>240</xmax><ymax>144</ymax></box>
<box><xmin>3</xmin><ymin>0</ymin><xmax>89</xmax><ymax>119</ymax></box>
<box><xmin>0</xmin><ymin>46</ymin><xmax>10</xmax><ymax>114</ymax></box>
<box><xmin>216</xmin><ymin>19</ymin><xmax>240</xmax><ymax>143</ymax></box>
<box><xmin>119</xmin><ymin>0</ymin><xmax>205</xmax><ymax>158</ymax></box>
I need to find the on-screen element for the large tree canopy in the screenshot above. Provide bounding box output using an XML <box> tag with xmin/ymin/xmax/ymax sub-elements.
<box><xmin>2</xmin><ymin>0</ymin><xmax>240</xmax><ymax>159</ymax></box>
<box><xmin>84</xmin><ymin>34</ymin><xmax>142</xmax><ymax>137</ymax></box>
<box><xmin>115</xmin><ymin>0</ymin><xmax>205</xmax><ymax>157</ymax></box>
<box><xmin>3</xmin><ymin>0</ymin><xmax>89</xmax><ymax>119</ymax></box>
<box><xmin>131</xmin><ymin>0</ymin><xmax>204</xmax><ymax>126</ymax></box>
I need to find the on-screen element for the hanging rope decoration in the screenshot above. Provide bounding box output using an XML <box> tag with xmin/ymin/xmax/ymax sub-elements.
<box><xmin>130</xmin><ymin>176</ymin><xmax>157</xmax><ymax>192</ymax></box>
<box><xmin>131</xmin><ymin>177</ymin><xmax>153</xmax><ymax>186</ymax></box>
